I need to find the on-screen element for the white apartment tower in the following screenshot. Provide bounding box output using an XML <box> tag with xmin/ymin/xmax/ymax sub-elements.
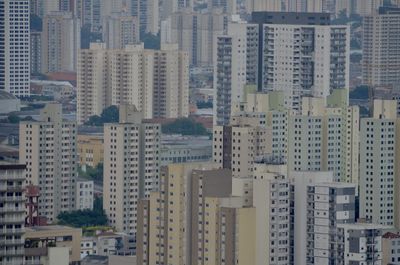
<box><xmin>214</xmin><ymin>22</ymin><xmax>259</xmax><ymax>125</ymax></box>
<box><xmin>360</xmin><ymin>99</ymin><xmax>400</xmax><ymax>227</ymax></box>
<box><xmin>42</xmin><ymin>11</ymin><xmax>81</xmax><ymax>73</ymax></box>
<box><xmin>103</xmin><ymin>105</ymin><xmax>160</xmax><ymax>235</ymax></box>
<box><xmin>0</xmin><ymin>0</ymin><xmax>30</xmax><ymax>97</ymax></box>
<box><xmin>19</xmin><ymin>104</ymin><xmax>77</xmax><ymax>222</ymax></box>
<box><xmin>131</xmin><ymin>0</ymin><xmax>159</xmax><ymax>34</ymax></box>
<box><xmin>215</xmin><ymin>12</ymin><xmax>350</xmax><ymax>124</ymax></box>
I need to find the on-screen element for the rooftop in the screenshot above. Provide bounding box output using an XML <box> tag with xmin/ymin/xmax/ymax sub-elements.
<box><xmin>0</xmin><ymin>90</ymin><xmax>18</xmax><ymax>100</ymax></box>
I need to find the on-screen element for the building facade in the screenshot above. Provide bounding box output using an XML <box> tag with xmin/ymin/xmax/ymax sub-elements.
<box><xmin>76</xmin><ymin>180</ymin><xmax>94</xmax><ymax>210</ymax></box>
<box><xmin>0</xmin><ymin>164</ymin><xmax>26</xmax><ymax>265</ymax></box>
<box><xmin>20</xmin><ymin>104</ymin><xmax>77</xmax><ymax>222</ymax></box>
<box><xmin>42</xmin><ymin>11</ymin><xmax>80</xmax><ymax>73</ymax></box>
<box><xmin>0</xmin><ymin>0</ymin><xmax>30</xmax><ymax>97</ymax></box>
<box><xmin>102</xmin><ymin>12</ymin><xmax>139</xmax><ymax>49</ymax></box>
<box><xmin>103</xmin><ymin>105</ymin><xmax>160</xmax><ymax>235</ymax></box>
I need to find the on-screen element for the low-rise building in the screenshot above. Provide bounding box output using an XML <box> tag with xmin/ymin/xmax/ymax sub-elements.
<box><xmin>80</xmin><ymin>232</ymin><xmax>135</xmax><ymax>258</ymax></box>
<box><xmin>77</xmin><ymin>134</ymin><xmax>104</xmax><ymax>168</ymax></box>
<box><xmin>160</xmin><ymin>135</ymin><xmax>212</xmax><ymax>166</ymax></box>
<box><xmin>0</xmin><ymin>91</ymin><xmax>20</xmax><ymax>114</ymax></box>
<box><xmin>24</xmin><ymin>225</ymin><xmax>82</xmax><ymax>264</ymax></box>
<box><xmin>76</xmin><ymin>180</ymin><xmax>94</xmax><ymax>210</ymax></box>
<box><xmin>383</xmin><ymin>231</ymin><xmax>400</xmax><ymax>265</ymax></box>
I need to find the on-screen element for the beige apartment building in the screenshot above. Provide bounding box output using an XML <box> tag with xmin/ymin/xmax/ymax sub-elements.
<box><xmin>20</xmin><ymin>104</ymin><xmax>77</xmax><ymax>223</ymax></box>
<box><xmin>102</xmin><ymin>12</ymin><xmax>139</xmax><ymax>49</ymax></box>
<box><xmin>137</xmin><ymin>162</ymin><xmax>256</xmax><ymax>265</ymax></box>
<box><xmin>103</xmin><ymin>105</ymin><xmax>160</xmax><ymax>235</ymax></box>
<box><xmin>77</xmin><ymin>134</ymin><xmax>104</xmax><ymax>168</ymax></box>
<box><xmin>41</xmin><ymin>11</ymin><xmax>80</xmax><ymax>73</ymax></box>
<box><xmin>77</xmin><ymin>43</ymin><xmax>189</xmax><ymax>124</ymax></box>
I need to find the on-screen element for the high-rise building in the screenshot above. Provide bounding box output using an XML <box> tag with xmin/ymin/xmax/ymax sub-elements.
<box><xmin>253</xmin><ymin>162</ymin><xmax>290</xmax><ymax>265</ymax></box>
<box><xmin>360</xmin><ymin>99</ymin><xmax>400</xmax><ymax>227</ymax></box>
<box><xmin>103</xmin><ymin>12</ymin><xmax>139</xmax><ymax>49</ymax></box>
<box><xmin>0</xmin><ymin>164</ymin><xmax>26</xmax><ymax>265</ymax></box>
<box><xmin>214</xmin><ymin>13</ymin><xmax>350</xmax><ymax>124</ymax></box>
<box><xmin>208</xmin><ymin>0</ymin><xmax>236</xmax><ymax>13</ymax></box>
<box><xmin>355</xmin><ymin>0</ymin><xmax>382</xmax><ymax>16</ymax></box>
<box><xmin>131</xmin><ymin>0</ymin><xmax>159</xmax><ymax>35</ymax></box>
<box><xmin>363</xmin><ymin>7</ymin><xmax>400</xmax><ymax>90</ymax></box>
<box><xmin>103</xmin><ymin>105</ymin><xmax>160</xmax><ymax>234</ymax></box>
<box><xmin>290</xmin><ymin>171</ymin><xmax>356</xmax><ymax>265</ymax></box>
<box><xmin>75</xmin><ymin>180</ymin><xmax>94</xmax><ymax>210</ymax></box>
<box><xmin>251</xmin><ymin>12</ymin><xmax>350</xmax><ymax>110</ymax></box>
<box><xmin>287</xmin><ymin>91</ymin><xmax>360</xmax><ymax>183</ymax></box>
<box><xmin>31</xmin><ymin>31</ymin><xmax>42</xmax><ymax>74</ymax></box>
<box><xmin>41</xmin><ymin>11</ymin><xmax>81</xmax><ymax>73</ymax></box>
<box><xmin>77</xmin><ymin>0</ymin><xmax>102</xmax><ymax>32</ymax></box>
<box><xmin>160</xmin><ymin>0</ymin><xmax>192</xmax><ymax>22</ymax></box>
<box><xmin>19</xmin><ymin>104</ymin><xmax>77</xmax><ymax>222</ymax></box>
<box><xmin>163</xmin><ymin>10</ymin><xmax>229</xmax><ymax>66</ymax></box>
<box><xmin>214</xmin><ymin>23</ymin><xmax>259</xmax><ymax>125</ymax></box>
<box><xmin>0</xmin><ymin>0</ymin><xmax>30</xmax><ymax>97</ymax></box>
<box><xmin>337</xmin><ymin>223</ymin><xmax>384</xmax><ymax>264</ymax></box>
<box><xmin>77</xmin><ymin>43</ymin><xmax>189</xmax><ymax>124</ymax></box>
<box><xmin>136</xmin><ymin>163</ymin><xmax>256</xmax><ymax>265</ymax></box>
<box><xmin>245</xmin><ymin>0</ymin><xmax>284</xmax><ymax>12</ymax></box>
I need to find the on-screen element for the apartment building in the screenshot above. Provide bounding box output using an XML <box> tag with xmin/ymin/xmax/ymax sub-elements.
<box><xmin>77</xmin><ymin>43</ymin><xmax>189</xmax><ymax>124</ymax></box>
<box><xmin>207</xmin><ymin>0</ymin><xmax>236</xmax><ymax>13</ymax></box>
<box><xmin>130</xmin><ymin>0</ymin><xmax>159</xmax><ymax>34</ymax></box>
<box><xmin>76</xmin><ymin>180</ymin><xmax>94</xmax><ymax>210</ymax></box>
<box><xmin>102</xmin><ymin>12</ymin><xmax>139</xmax><ymax>49</ymax></box>
<box><xmin>31</xmin><ymin>31</ymin><xmax>42</xmax><ymax>74</ymax></box>
<box><xmin>20</xmin><ymin>104</ymin><xmax>77</xmax><ymax>222</ymax></box>
<box><xmin>290</xmin><ymin>171</ymin><xmax>356</xmax><ymax>265</ymax></box>
<box><xmin>382</xmin><ymin>231</ymin><xmax>400</xmax><ymax>265</ymax></box>
<box><xmin>103</xmin><ymin>105</ymin><xmax>160</xmax><ymax>235</ymax></box>
<box><xmin>0</xmin><ymin>0</ymin><xmax>30</xmax><ymax>97</ymax></box>
<box><xmin>42</xmin><ymin>11</ymin><xmax>80</xmax><ymax>73</ymax></box>
<box><xmin>0</xmin><ymin>164</ymin><xmax>25</xmax><ymax>265</ymax></box>
<box><xmin>253</xmin><ymin>162</ymin><xmax>290</xmax><ymax>265</ymax></box>
<box><xmin>163</xmin><ymin>9</ymin><xmax>229</xmax><ymax>66</ymax></box>
<box><xmin>288</xmin><ymin>91</ymin><xmax>359</xmax><ymax>183</ymax></box>
<box><xmin>214</xmin><ymin>12</ymin><xmax>350</xmax><ymax>124</ymax></box>
<box><xmin>77</xmin><ymin>134</ymin><xmax>104</xmax><ymax>168</ymax></box>
<box><xmin>360</xmin><ymin>99</ymin><xmax>400</xmax><ymax>227</ymax></box>
<box><xmin>363</xmin><ymin>7</ymin><xmax>400</xmax><ymax>89</ymax></box>
<box><xmin>337</xmin><ymin>223</ymin><xmax>384</xmax><ymax>265</ymax></box>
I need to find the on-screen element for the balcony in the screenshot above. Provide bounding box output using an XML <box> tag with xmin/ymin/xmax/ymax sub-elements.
<box><xmin>0</xmin><ymin>248</ymin><xmax>24</xmax><ymax>256</ymax></box>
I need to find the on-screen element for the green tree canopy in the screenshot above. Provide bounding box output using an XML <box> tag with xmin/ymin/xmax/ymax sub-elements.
<box><xmin>162</xmin><ymin>118</ymin><xmax>208</xmax><ymax>136</ymax></box>
<box><xmin>85</xmin><ymin>106</ymin><xmax>119</xmax><ymax>126</ymax></box>
<box><xmin>57</xmin><ymin>197</ymin><xmax>107</xmax><ymax>227</ymax></box>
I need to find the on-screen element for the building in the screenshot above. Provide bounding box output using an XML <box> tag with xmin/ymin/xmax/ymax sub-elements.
<box><xmin>0</xmin><ymin>0</ymin><xmax>30</xmax><ymax>97</ymax></box>
<box><xmin>213</xmin><ymin>22</ymin><xmax>259</xmax><ymax>125</ymax></box>
<box><xmin>382</xmin><ymin>231</ymin><xmax>400</xmax><ymax>265</ymax></box>
<box><xmin>131</xmin><ymin>0</ymin><xmax>159</xmax><ymax>34</ymax></box>
<box><xmin>362</xmin><ymin>7</ymin><xmax>400</xmax><ymax>90</ymax></box>
<box><xmin>0</xmin><ymin>164</ymin><xmax>26</xmax><ymax>265</ymax></box>
<box><xmin>76</xmin><ymin>180</ymin><xmax>94</xmax><ymax>210</ymax></box>
<box><xmin>288</xmin><ymin>91</ymin><xmax>359</xmax><ymax>183</ymax></box>
<box><xmin>103</xmin><ymin>12</ymin><xmax>139</xmax><ymax>49</ymax></box>
<box><xmin>30</xmin><ymin>80</ymin><xmax>75</xmax><ymax>101</ymax></box>
<box><xmin>77</xmin><ymin>0</ymin><xmax>102</xmax><ymax>32</ymax></box>
<box><xmin>80</xmin><ymin>231</ymin><xmax>135</xmax><ymax>257</ymax></box>
<box><xmin>208</xmin><ymin>0</ymin><xmax>236</xmax><ymax>13</ymax></box>
<box><xmin>0</xmin><ymin>91</ymin><xmax>20</xmax><ymax>114</ymax></box>
<box><xmin>354</xmin><ymin>0</ymin><xmax>382</xmax><ymax>16</ymax></box>
<box><xmin>19</xmin><ymin>104</ymin><xmax>77</xmax><ymax>222</ymax></box>
<box><xmin>160</xmin><ymin>0</ymin><xmax>192</xmax><ymax>22</ymax></box>
<box><xmin>42</xmin><ymin>11</ymin><xmax>80</xmax><ymax>73</ymax></box>
<box><xmin>253</xmin><ymin>162</ymin><xmax>290</xmax><ymax>265</ymax></box>
<box><xmin>31</xmin><ymin>31</ymin><xmax>42</xmax><ymax>74</ymax></box>
<box><xmin>337</xmin><ymin>223</ymin><xmax>384</xmax><ymax>265</ymax></box>
<box><xmin>103</xmin><ymin>105</ymin><xmax>161</xmax><ymax>235</ymax></box>
<box><xmin>163</xmin><ymin>10</ymin><xmax>229</xmax><ymax>66</ymax></box>
<box><xmin>24</xmin><ymin>225</ymin><xmax>82</xmax><ymax>265</ymax></box>
<box><xmin>77</xmin><ymin>43</ymin><xmax>189</xmax><ymax>124</ymax></box>
<box><xmin>359</xmin><ymin>99</ymin><xmax>400</xmax><ymax>227</ymax></box>
<box><xmin>77</xmin><ymin>134</ymin><xmax>104</xmax><ymax>168</ymax></box>
<box><xmin>160</xmin><ymin>135</ymin><xmax>212</xmax><ymax>166</ymax></box>
<box><xmin>136</xmin><ymin>163</ymin><xmax>252</xmax><ymax>265</ymax></box>
<box><xmin>290</xmin><ymin>171</ymin><xmax>357</xmax><ymax>265</ymax></box>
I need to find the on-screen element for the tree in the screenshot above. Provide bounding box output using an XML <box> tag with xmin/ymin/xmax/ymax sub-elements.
<box><xmin>350</xmin><ymin>85</ymin><xmax>369</xmax><ymax>100</ymax></box>
<box><xmin>57</xmin><ymin>197</ymin><xmax>108</xmax><ymax>227</ymax></box>
<box><xmin>162</xmin><ymin>118</ymin><xmax>208</xmax><ymax>136</ymax></box>
<box><xmin>79</xmin><ymin>163</ymin><xmax>103</xmax><ymax>184</ymax></box>
<box><xmin>7</xmin><ymin>114</ymin><xmax>20</xmax><ymax>124</ymax></box>
<box><xmin>85</xmin><ymin>106</ymin><xmax>119</xmax><ymax>126</ymax></box>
